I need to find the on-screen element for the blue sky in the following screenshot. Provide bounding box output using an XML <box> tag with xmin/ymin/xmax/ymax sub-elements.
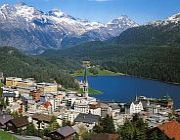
<box><xmin>0</xmin><ymin>0</ymin><xmax>180</xmax><ymax>24</ymax></box>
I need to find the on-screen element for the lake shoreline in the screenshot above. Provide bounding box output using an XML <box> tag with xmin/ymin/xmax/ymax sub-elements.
<box><xmin>75</xmin><ymin>74</ymin><xmax>180</xmax><ymax>86</ymax></box>
<box><xmin>76</xmin><ymin>76</ymin><xmax>180</xmax><ymax>109</ymax></box>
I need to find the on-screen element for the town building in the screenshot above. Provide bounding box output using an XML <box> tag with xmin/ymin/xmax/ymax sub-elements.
<box><xmin>6</xmin><ymin>77</ymin><xmax>35</xmax><ymax>88</ymax></box>
<box><xmin>130</xmin><ymin>101</ymin><xmax>143</xmax><ymax>114</ymax></box>
<box><xmin>31</xmin><ymin>113</ymin><xmax>54</xmax><ymax>130</ymax></box>
<box><xmin>149</xmin><ymin>120</ymin><xmax>180</xmax><ymax>140</ymax></box>
<box><xmin>100</xmin><ymin>103</ymin><xmax>112</xmax><ymax>118</ymax></box>
<box><xmin>61</xmin><ymin>110</ymin><xmax>79</xmax><ymax>124</ymax></box>
<box><xmin>74</xmin><ymin>98</ymin><xmax>89</xmax><ymax>114</ymax></box>
<box><xmin>0</xmin><ymin>114</ymin><xmax>13</xmax><ymax>129</ymax></box>
<box><xmin>89</xmin><ymin>102</ymin><xmax>101</xmax><ymax>116</ymax></box>
<box><xmin>138</xmin><ymin>96</ymin><xmax>174</xmax><ymax>109</ymax></box>
<box><xmin>2</xmin><ymin>87</ymin><xmax>20</xmax><ymax>105</ymax></box>
<box><xmin>5</xmin><ymin>116</ymin><xmax>29</xmax><ymax>133</ymax></box>
<box><xmin>36</xmin><ymin>82</ymin><xmax>58</xmax><ymax>93</ymax></box>
<box><xmin>74</xmin><ymin>113</ymin><xmax>100</xmax><ymax>130</ymax></box>
<box><xmin>50</xmin><ymin>126</ymin><xmax>76</xmax><ymax>140</ymax></box>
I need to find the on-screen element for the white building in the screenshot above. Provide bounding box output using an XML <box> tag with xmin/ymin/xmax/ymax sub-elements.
<box><xmin>89</xmin><ymin>102</ymin><xmax>101</xmax><ymax>116</ymax></box>
<box><xmin>129</xmin><ymin>101</ymin><xmax>143</xmax><ymax>114</ymax></box>
<box><xmin>74</xmin><ymin>98</ymin><xmax>89</xmax><ymax>114</ymax></box>
<box><xmin>62</xmin><ymin>110</ymin><xmax>79</xmax><ymax>124</ymax></box>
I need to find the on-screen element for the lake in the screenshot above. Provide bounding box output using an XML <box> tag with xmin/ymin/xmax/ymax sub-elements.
<box><xmin>76</xmin><ymin>76</ymin><xmax>180</xmax><ymax>109</ymax></box>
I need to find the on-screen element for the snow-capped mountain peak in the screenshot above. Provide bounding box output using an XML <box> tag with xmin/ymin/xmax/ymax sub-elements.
<box><xmin>167</xmin><ymin>13</ymin><xmax>180</xmax><ymax>22</ymax></box>
<box><xmin>0</xmin><ymin>3</ymin><xmax>16</xmax><ymax>13</ymax></box>
<box><xmin>48</xmin><ymin>9</ymin><xmax>66</xmax><ymax>18</ymax></box>
<box><xmin>108</xmin><ymin>15</ymin><xmax>138</xmax><ymax>27</ymax></box>
<box><xmin>117</xmin><ymin>15</ymin><xmax>129</xmax><ymax>20</ymax></box>
<box><xmin>0</xmin><ymin>3</ymin><xmax>139</xmax><ymax>53</ymax></box>
<box><xmin>149</xmin><ymin>13</ymin><xmax>180</xmax><ymax>27</ymax></box>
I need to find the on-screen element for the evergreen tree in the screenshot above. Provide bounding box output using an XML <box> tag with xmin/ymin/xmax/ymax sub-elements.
<box><xmin>93</xmin><ymin>124</ymin><xmax>103</xmax><ymax>133</ymax></box>
<box><xmin>118</xmin><ymin>120</ymin><xmax>135</xmax><ymax>140</ymax></box>
<box><xmin>101</xmin><ymin>115</ymin><xmax>115</xmax><ymax>133</ymax></box>
<box><xmin>26</xmin><ymin>123</ymin><xmax>37</xmax><ymax>136</ymax></box>
<box><xmin>49</xmin><ymin>116</ymin><xmax>60</xmax><ymax>131</ymax></box>
<box><xmin>93</xmin><ymin>115</ymin><xmax>115</xmax><ymax>134</ymax></box>
<box><xmin>134</xmin><ymin>128</ymin><xmax>146</xmax><ymax>140</ymax></box>
<box><xmin>149</xmin><ymin>130</ymin><xmax>159</xmax><ymax>140</ymax></box>
<box><xmin>81</xmin><ymin>131</ymin><xmax>94</xmax><ymax>140</ymax></box>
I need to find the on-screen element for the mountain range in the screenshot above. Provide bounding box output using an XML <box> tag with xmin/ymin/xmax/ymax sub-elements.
<box><xmin>113</xmin><ymin>13</ymin><xmax>180</xmax><ymax>46</ymax></box>
<box><xmin>41</xmin><ymin>11</ymin><xmax>180</xmax><ymax>84</ymax></box>
<box><xmin>0</xmin><ymin>3</ymin><xmax>138</xmax><ymax>54</ymax></box>
<box><xmin>0</xmin><ymin>3</ymin><xmax>180</xmax><ymax>86</ymax></box>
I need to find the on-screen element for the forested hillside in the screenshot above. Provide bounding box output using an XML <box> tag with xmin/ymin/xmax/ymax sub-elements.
<box><xmin>42</xmin><ymin>41</ymin><xmax>180</xmax><ymax>84</ymax></box>
<box><xmin>42</xmin><ymin>14</ymin><xmax>180</xmax><ymax>84</ymax></box>
<box><xmin>2</xmin><ymin>13</ymin><xmax>180</xmax><ymax>86</ymax></box>
<box><xmin>0</xmin><ymin>47</ymin><xmax>78</xmax><ymax>89</ymax></box>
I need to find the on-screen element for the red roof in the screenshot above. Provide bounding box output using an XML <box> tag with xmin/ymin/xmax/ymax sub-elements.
<box><xmin>43</xmin><ymin>101</ymin><xmax>52</xmax><ymax>109</ymax></box>
<box><xmin>157</xmin><ymin>120</ymin><xmax>180</xmax><ymax>140</ymax></box>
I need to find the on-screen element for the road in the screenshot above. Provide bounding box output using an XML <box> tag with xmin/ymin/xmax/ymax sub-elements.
<box><xmin>13</xmin><ymin>134</ymin><xmax>42</xmax><ymax>140</ymax></box>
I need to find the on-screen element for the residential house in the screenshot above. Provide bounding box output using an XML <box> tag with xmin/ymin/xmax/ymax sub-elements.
<box><xmin>108</xmin><ymin>103</ymin><xmax>121</xmax><ymax>118</ymax></box>
<box><xmin>31</xmin><ymin>113</ymin><xmax>54</xmax><ymax>130</ymax></box>
<box><xmin>149</xmin><ymin>120</ymin><xmax>180</xmax><ymax>140</ymax></box>
<box><xmin>0</xmin><ymin>114</ymin><xmax>13</xmax><ymax>129</ymax></box>
<box><xmin>51</xmin><ymin>126</ymin><xmax>76</xmax><ymax>140</ymax></box>
<box><xmin>2</xmin><ymin>93</ymin><xmax>16</xmax><ymax>105</ymax></box>
<box><xmin>62</xmin><ymin>110</ymin><xmax>79</xmax><ymax>124</ymax></box>
<box><xmin>5</xmin><ymin>116</ymin><xmax>29</xmax><ymax>132</ymax></box>
<box><xmin>30</xmin><ymin>89</ymin><xmax>43</xmax><ymax>101</ymax></box>
<box><xmin>100</xmin><ymin>103</ymin><xmax>112</xmax><ymax>118</ymax></box>
<box><xmin>74</xmin><ymin>113</ymin><xmax>100</xmax><ymax>130</ymax></box>
<box><xmin>7</xmin><ymin>102</ymin><xmax>21</xmax><ymax>113</ymax></box>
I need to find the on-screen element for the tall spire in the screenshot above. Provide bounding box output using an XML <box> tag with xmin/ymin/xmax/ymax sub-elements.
<box><xmin>135</xmin><ymin>94</ymin><xmax>138</xmax><ymax>101</ymax></box>
<box><xmin>82</xmin><ymin>61</ymin><xmax>90</xmax><ymax>97</ymax></box>
<box><xmin>83</xmin><ymin>67</ymin><xmax>88</xmax><ymax>84</ymax></box>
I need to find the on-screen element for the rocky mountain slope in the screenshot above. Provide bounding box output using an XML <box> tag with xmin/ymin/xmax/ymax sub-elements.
<box><xmin>0</xmin><ymin>3</ymin><xmax>138</xmax><ymax>54</ymax></box>
<box><xmin>113</xmin><ymin>13</ymin><xmax>180</xmax><ymax>46</ymax></box>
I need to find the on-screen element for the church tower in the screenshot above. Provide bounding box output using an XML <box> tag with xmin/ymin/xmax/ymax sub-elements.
<box><xmin>82</xmin><ymin>61</ymin><xmax>90</xmax><ymax>98</ymax></box>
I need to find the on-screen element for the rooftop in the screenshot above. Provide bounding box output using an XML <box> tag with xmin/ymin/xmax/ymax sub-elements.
<box><xmin>74</xmin><ymin>113</ymin><xmax>100</xmax><ymax>124</ymax></box>
<box><xmin>0</xmin><ymin>115</ymin><xmax>13</xmax><ymax>125</ymax></box>
<box><xmin>2</xmin><ymin>93</ymin><xmax>16</xmax><ymax>97</ymax></box>
<box><xmin>32</xmin><ymin>113</ymin><xmax>53</xmax><ymax>122</ymax></box>
<box><xmin>8</xmin><ymin>116</ymin><xmax>29</xmax><ymax>128</ymax></box>
<box><xmin>55</xmin><ymin>126</ymin><xmax>76</xmax><ymax>137</ymax></box>
<box><xmin>157</xmin><ymin>120</ymin><xmax>180</xmax><ymax>140</ymax></box>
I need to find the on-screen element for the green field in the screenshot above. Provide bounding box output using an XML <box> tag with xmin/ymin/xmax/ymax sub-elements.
<box><xmin>72</xmin><ymin>66</ymin><xmax>124</xmax><ymax>77</ymax></box>
<box><xmin>0</xmin><ymin>131</ymin><xmax>18</xmax><ymax>140</ymax></box>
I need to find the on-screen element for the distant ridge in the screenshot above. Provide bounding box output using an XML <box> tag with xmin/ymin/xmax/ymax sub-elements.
<box><xmin>0</xmin><ymin>3</ymin><xmax>138</xmax><ymax>54</ymax></box>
